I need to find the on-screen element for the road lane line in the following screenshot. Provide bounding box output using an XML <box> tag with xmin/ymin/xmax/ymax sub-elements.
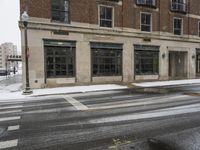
<box><xmin>0</xmin><ymin>105</ymin><xmax>23</xmax><ymax>110</ymax></box>
<box><xmin>63</xmin><ymin>96</ymin><xmax>88</xmax><ymax>111</ymax></box>
<box><xmin>89</xmin><ymin>95</ymin><xmax>189</xmax><ymax>110</ymax></box>
<box><xmin>0</xmin><ymin>116</ymin><xmax>20</xmax><ymax>122</ymax></box>
<box><xmin>0</xmin><ymin>110</ymin><xmax>22</xmax><ymax>115</ymax></box>
<box><xmin>0</xmin><ymin>139</ymin><xmax>18</xmax><ymax>149</ymax></box>
<box><xmin>8</xmin><ymin>125</ymin><xmax>20</xmax><ymax>131</ymax></box>
<box><xmin>90</xmin><ymin>105</ymin><xmax>200</xmax><ymax>124</ymax></box>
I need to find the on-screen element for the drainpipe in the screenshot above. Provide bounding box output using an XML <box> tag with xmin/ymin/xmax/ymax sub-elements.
<box><xmin>159</xmin><ymin>0</ymin><xmax>161</xmax><ymax>35</ymax></box>
<box><xmin>187</xmin><ymin>0</ymin><xmax>190</xmax><ymax>38</ymax></box>
<box><xmin>121</xmin><ymin>0</ymin><xmax>124</xmax><ymax>31</ymax></box>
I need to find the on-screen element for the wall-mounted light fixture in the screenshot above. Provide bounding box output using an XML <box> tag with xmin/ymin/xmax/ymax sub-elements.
<box><xmin>162</xmin><ymin>53</ymin><xmax>166</xmax><ymax>59</ymax></box>
<box><xmin>192</xmin><ymin>54</ymin><xmax>196</xmax><ymax>59</ymax></box>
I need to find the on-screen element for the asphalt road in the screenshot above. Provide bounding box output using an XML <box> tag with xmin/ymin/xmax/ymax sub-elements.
<box><xmin>0</xmin><ymin>84</ymin><xmax>200</xmax><ymax>150</ymax></box>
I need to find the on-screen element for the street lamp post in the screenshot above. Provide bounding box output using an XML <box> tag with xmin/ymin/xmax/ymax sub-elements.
<box><xmin>22</xmin><ymin>11</ymin><xmax>32</xmax><ymax>94</ymax></box>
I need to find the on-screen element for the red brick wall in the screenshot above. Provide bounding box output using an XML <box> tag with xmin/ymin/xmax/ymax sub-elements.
<box><xmin>20</xmin><ymin>0</ymin><xmax>51</xmax><ymax>19</ymax></box>
<box><xmin>20</xmin><ymin>0</ymin><xmax>200</xmax><ymax>36</ymax></box>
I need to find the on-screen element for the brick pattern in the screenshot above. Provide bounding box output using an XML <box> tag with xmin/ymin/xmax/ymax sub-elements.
<box><xmin>20</xmin><ymin>0</ymin><xmax>50</xmax><ymax>19</ymax></box>
<box><xmin>20</xmin><ymin>0</ymin><xmax>200</xmax><ymax>36</ymax></box>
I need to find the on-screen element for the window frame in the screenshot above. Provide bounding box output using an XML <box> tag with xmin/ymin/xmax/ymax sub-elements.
<box><xmin>171</xmin><ymin>0</ymin><xmax>187</xmax><ymax>13</ymax></box>
<box><xmin>140</xmin><ymin>12</ymin><xmax>152</xmax><ymax>32</ymax></box>
<box><xmin>91</xmin><ymin>47</ymin><xmax>122</xmax><ymax>77</ymax></box>
<box><xmin>135</xmin><ymin>50</ymin><xmax>159</xmax><ymax>75</ymax></box>
<box><xmin>44</xmin><ymin>41</ymin><xmax>76</xmax><ymax>79</ymax></box>
<box><xmin>51</xmin><ymin>0</ymin><xmax>70</xmax><ymax>23</ymax></box>
<box><xmin>136</xmin><ymin>0</ymin><xmax>156</xmax><ymax>8</ymax></box>
<box><xmin>98</xmin><ymin>5</ymin><xmax>114</xmax><ymax>28</ymax></box>
<box><xmin>173</xmin><ymin>17</ymin><xmax>183</xmax><ymax>35</ymax></box>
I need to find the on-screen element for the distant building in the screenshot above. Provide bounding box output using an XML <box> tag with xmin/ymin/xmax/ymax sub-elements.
<box><xmin>19</xmin><ymin>0</ymin><xmax>200</xmax><ymax>89</ymax></box>
<box><xmin>0</xmin><ymin>43</ymin><xmax>18</xmax><ymax>74</ymax></box>
<box><xmin>0</xmin><ymin>46</ymin><xmax>3</xmax><ymax>69</ymax></box>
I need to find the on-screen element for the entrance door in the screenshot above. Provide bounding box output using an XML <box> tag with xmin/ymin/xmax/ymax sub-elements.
<box><xmin>196</xmin><ymin>51</ymin><xmax>200</xmax><ymax>76</ymax></box>
<box><xmin>169</xmin><ymin>51</ymin><xmax>188</xmax><ymax>79</ymax></box>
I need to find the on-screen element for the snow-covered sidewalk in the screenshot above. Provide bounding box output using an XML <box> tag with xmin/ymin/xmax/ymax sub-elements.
<box><xmin>133</xmin><ymin>79</ymin><xmax>200</xmax><ymax>88</ymax></box>
<box><xmin>0</xmin><ymin>76</ymin><xmax>6</xmax><ymax>82</ymax></box>
<box><xmin>0</xmin><ymin>84</ymin><xmax>128</xmax><ymax>101</ymax></box>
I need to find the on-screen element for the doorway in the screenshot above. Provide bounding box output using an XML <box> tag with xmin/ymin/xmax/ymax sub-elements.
<box><xmin>169</xmin><ymin>51</ymin><xmax>188</xmax><ymax>79</ymax></box>
<box><xmin>196</xmin><ymin>49</ymin><xmax>200</xmax><ymax>76</ymax></box>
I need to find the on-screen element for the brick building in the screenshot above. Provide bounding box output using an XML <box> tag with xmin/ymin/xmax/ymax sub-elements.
<box><xmin>19</xmin><ymin>0</ymin><xmax>200</xmax><ymax>88</ymax></box>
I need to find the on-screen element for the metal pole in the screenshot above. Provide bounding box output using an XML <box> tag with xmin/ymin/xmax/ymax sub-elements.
<box><xmin>23</xmin><ymin>22</ymin><xmax>32</xmax><ymax>94</ymax></box>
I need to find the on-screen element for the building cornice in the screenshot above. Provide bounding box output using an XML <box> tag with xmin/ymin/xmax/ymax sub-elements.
<box><xmin>19</xmin><ymin>20</ymin><xmax>200</xmax><ymax>44</ymax></box>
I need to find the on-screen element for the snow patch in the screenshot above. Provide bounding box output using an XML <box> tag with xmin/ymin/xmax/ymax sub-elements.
<box><xmin>133</xmin><ymin>79</ymin><xmax>200</xmax><ymax>87</ymax></box>
<box><xmin>0</xmin><ymin>76</ymin><xmax>6</xmax><ymax>82</ymax></box>
<box><xmin>0</xmin><ymin>84</ymin><xmax>127</xmax><ymax>101</ymax></box>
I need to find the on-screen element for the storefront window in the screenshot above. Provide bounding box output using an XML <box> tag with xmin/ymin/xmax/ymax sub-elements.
<box><xmin>91</xmin><ymin>43</ymin><xmax>122</xmax><ymax>76</ymax></box>
<box><xmin>135</xmin><ymin>45</ymin><xmax>159</xmax><ymax>75</ymax></box>
<box><xmin>44</xmin><ymin>41</ymin><xmax>75</xmax><ymax>78</ymax></box>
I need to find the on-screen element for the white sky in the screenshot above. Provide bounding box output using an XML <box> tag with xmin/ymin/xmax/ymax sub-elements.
<box><xmin>0</xmin><ymin>0</ymin><xmax>20</xmax><ymax>52</ymax></box>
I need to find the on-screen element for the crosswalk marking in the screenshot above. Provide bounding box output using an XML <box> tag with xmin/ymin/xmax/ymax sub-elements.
<box><xmin>0</xmin><ymin>139</ymin><xmax>18</xmax><ymax>149</ymax></box>
<box><xmin>63</xmin><ymin>94</ymin><xmax>192</xmax><ymax>111</ymax></box>
<box><xmin>90</xmin><ymin>104</ymin><xmax>200</xmax><ymax>124</ymax></box>
<box><xmin>63</xmin><ymin>95</ymin><xmax>89</xmax><ymax>111</ymax></box>
<box><xmin>0</xmin><ymin>110</ymin><xmax>22</xmax><ymax>115</ymax></box>
<box><xmin>0</xmin><ymin>116</ymin><xmax>20</xmax><ymax>122</ymax></box>
<box><xmin>8</xmin><ymin>125</ymin><xmax>20</xmax><ymax>131</ymax></box>
<box><xmin>89</xmin><ymin>95</ymin><xmax>189</xmax><ymax>110</ymax></box>
<box><xmin>0</xmin><ymin>105</ymin><xmax>23</xmax><ymax>110</ymax></box>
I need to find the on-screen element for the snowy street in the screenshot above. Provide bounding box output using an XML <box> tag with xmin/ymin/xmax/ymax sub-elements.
<box><xmin>0</xmin><ymin>77</ymin><xmax>200</xmax><ymax>149</ymax></box>
<box><xmin>0</xmin><ymin>74</ymin><xmax>22</xmax><ymax>94</ymax></box>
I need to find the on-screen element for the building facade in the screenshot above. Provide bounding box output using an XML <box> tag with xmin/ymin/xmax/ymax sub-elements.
<box><xmin>19</xmin><ymin>0</ymin><xmax>200</xmax><ymax>88</ymax></box>
<box><xmin>0</xmin><ymin>43</ymin><xmax>18</xmax><ymax>74</ymax></box>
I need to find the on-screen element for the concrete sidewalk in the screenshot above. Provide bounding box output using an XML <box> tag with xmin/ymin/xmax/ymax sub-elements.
<box><xmin>133</xmin><ymin>79</ymin><xmax>200</xmax><ymax>87</ymax></box>
<box><xmin>0</xmin><ymin>84</ymin><xmax>128</xmax><ymax>101</ymax></box>
<box><xmin>0</xmin><ymin>74</ymin><xmax>22</xmax><ymax>93</ymax></box>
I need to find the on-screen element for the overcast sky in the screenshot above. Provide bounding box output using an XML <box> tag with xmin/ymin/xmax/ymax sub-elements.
<box><xmin>0</xmin><ymin>0</ymin><xmax>20</xmax><ymax>51</ymax></box>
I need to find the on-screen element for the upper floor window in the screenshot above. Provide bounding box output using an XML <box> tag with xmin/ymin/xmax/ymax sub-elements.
<box><xmin>99</xmin><ymin>6</ymin><xmax>113</xmax><ymax>28</ymax></box>
<box><xmin>136</xmin><ymin>0</ymin><xmax>156</xmax><ymax>7</ymax></box>
<box><xmin>51</xmin><ymin>0</ymin><xmax>69</xmax><ymax>23</ymax></box>
<box><xmin>141</xmin><ymin>13</ymin><xmax>152</xmax><ymax>32</ymax></box>
<box><xmin>198</xmin><ymin>21</ymin><xmax>200</xmax><ymax>37</ymax></box>
<box><xmin>174</xmin><ymin>18</ymin><xmax>182</xmax><ymax>35</ymax></box>
<box><xmin>171</xmin><ymin>0</ymin><xmax>187</xmax><ymax>13</ymax></box>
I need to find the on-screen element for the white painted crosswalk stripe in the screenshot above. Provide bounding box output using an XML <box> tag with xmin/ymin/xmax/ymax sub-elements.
<box><xmin>63</xmin><ymin>95</ymin><xmax>89</xmax><ymax>111</ymax></box>
<box><xmin>89</xmin><ymin>95</ymin><xmax>189</xmax><ymax>110</ymax></box>
<box><xmin>90</xmin><ymin>104</ymin><xmax>200</xmax><ymax>124</ymax></box>
<box><xmin>0</xmin><ymin>110</ymin><xmax>22</xmax><ymax>115</ymax></box>
<box><xmin>0</xmin><ymin>105</ymin><xmax>23</xmax><ymax>110</ymax></box>
<box><xmin>8</xmin><ymin>125</ymin><xmax>20</xmax><ymax>131</ymax></box>
<box><xmin>0</xmin><ymin>116</ymin><xmax>20</xmax><ymax>122</ymax></box>
<box><xmin>0</xmin><ymin>139</ymin><xmax>18</xmax><ymax>149</ymax></box>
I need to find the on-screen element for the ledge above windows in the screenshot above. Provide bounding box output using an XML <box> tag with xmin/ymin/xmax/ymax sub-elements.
<box><xmin>170</xmin><ymin>0</ymin><xmax>187</xmax><ymax>14</ymax></box>
<box><xmin>136</xmin><ymin>0</ymin><xmax>157</xmax><ymax>8</ymax></box>
<box><xmin>105</xmin><ymin>0</ymin><xmax>121</xmax><ymax>2</ymax></box>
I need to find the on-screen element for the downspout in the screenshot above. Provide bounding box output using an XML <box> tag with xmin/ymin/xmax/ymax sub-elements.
<box><xmin>25</xmin><ymin>0</ymin><xmax>30</xmax><ymax>12</ymax></box>
<box><xmin>187</xmin><ymin>0</ymin><xmax>190</xmax><ymax>38</ymax></box>
<box><xmin>159</xmin><ymin>0</ymin><xmax>161</xmax><ymax>35</ymax></box>
<box><xmin>121</xmin><ymin>0</ymin><xmax>124</xmax><ymax>31</ymax></box>
<box><xmin>121</xmin><ymin>0</ymin><xmax>124</xmax><ymax>82</ymax></box>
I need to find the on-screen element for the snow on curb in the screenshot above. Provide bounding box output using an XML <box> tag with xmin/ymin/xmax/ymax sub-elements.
<box><xmin>0</xmin><ymin>84</ymin><xmax>128</xmax><ymax>101</ymax></box>
<box><xmin>0</xmin><ymin>76</ymin><xmax>7</xmax><ymax>82</ymax></box>
<box><xmin>133</xmin><ymin>79</ymin><xmax>200</xmax><ymax>87</ymax></box>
